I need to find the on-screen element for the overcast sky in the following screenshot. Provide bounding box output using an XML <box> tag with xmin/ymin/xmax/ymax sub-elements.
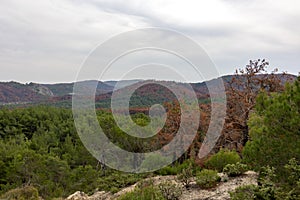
<box><xmin>0</xmin><ymin>0</ymin><xmax>299</xmax><ymax>83</ymax></box>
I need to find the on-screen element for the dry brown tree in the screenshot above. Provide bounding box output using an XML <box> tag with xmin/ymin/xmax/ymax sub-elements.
<box><xmin>218</xmin><ymin>59</ymin><xmax>292</xmax><ymax>152</ymax></box>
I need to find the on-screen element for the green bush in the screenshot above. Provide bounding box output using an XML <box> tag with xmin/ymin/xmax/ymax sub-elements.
<box><xmin>223</xmin><ymin>162</ymin><xmax>248</xmax><ymax>177</ymax></box>
<box><xmin>117</xmin><ymin>185</ymin><xmax>165</xmax><ymax>200</ymax></box>
<box><xmin>229</xmin><ymin>159</ymin><xmax>300</xmax><ymax>200</ymax></box>
<box><xmin>231</xmin><ymin>166</ymin><xmax>278</xmax><ymax>200</ymax></box>
<box><xmin>229</xmin><ymin>185</ymin><xmax>258</xmax><ymax>200</ymax></box>
<box><xmin>195</xmin><ymin>169</ymin><xmax>220</xmax><ymax>189</ymax></box>
<box><xmin>118</xmin><ymin>179</ymin><xmax>182</xmax><ymax>200</ymax></box>
<box><xmin>156</xmin><ymin>159</ymin><xmax>200</xmax><ymax>176</ymax></box>
<box><xmin>256</xmin><ymin>166</ymin><xmax>278</xmax><ymax>199</ymax></box>
<box><xmin>156</xmin><ymin>165</ymin><xmax>179</xmax><ymax>176</ymax></box>
<box><xmin>110</xmin><ymin>187</ymin><xmax>119</xmax><ymax>194</ymax></box>
<box><xmin>177</xmin><ymin>166</ymin><xmax>194</xmax><ymax>188</ymax></box>
<box><xmin>176</xmin><ymin>159</ymin><xmax>201</xmax><ymax>188</ymax></box>
<box><xmin>97</xmin><ymin>172</ymin><xmax>144</xmax><ymax>193</ymax></box>
<box><xmin>283</xmin><ymin>158</ymin><xmax>300</xmax><ymax>198</ymax></box>
<box><xmin>69</xmin><ymin>165</ymin><xmax>99</xmax><ymax>194</ymax></box>
<box><xmin>242</xmin><ymin>79</ymin><xmax>300</xmax><ymax>183</ymax></box>
<box><xmin>205</xmin><ymin>149</ymin><xmax>241</xmax><ymax>172</ymax></box>
<box><xmin>136</xmin><ymin>179</ymin><xmax>155</xmax><ymax>189</ymax></box>
<box><xmin>285</xmin><ymin>158</ymin><xmax>300</xmax><ymax>186</ymax></box>
<box><xmin>158</xmin><ymin>181</ymin><xmax>182</xmax><ymax>200</ymax></box>
<box><xmin>0</xmin><ymin>186</ymin><xmax>39</xmax><ymax>200</ymax></box>
<box><xmin>140</xmin><ymin>154</ymin><xmax>170</xmax><ymax>171</ymax></box>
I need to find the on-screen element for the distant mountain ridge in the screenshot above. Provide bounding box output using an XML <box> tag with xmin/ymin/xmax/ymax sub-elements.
<box><xmin>0</xmin><ymin>80</ymin><xmax>113</xmax><ymax>104</ymax></box>
<box><xmin>0</xmin><ymin>74</ymin><xmax>296</xmax><ymax>107</ymax></box>
<box><xmin>104</xmin><ymin>79</ymin><xmax>142</xmax><ymax>90</ymax></box>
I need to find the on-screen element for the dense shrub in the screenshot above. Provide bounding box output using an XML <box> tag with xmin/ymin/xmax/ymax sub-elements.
<box><xmin>117</xmin><ymin>186</ymin><xmax>165</xmax><ymax>200</ymax></box>
<box><xmin>136</xmin><ymin>179</ymin><xmax>155</xmax><ymax>189</ymax></box>
<box><xmin>118</xmin><ymin>179</ymin><xmax>183</xmax><ymax>200</ymax></box>
<box><xmin>204</xmin><ymin>149</ymin><xmax>241</xmax><ymax>172</ymax></box>
<box><xmin>176</xmin><ymin>159</ymin><xmax>201</xmax><ymax>188</ymax></box>
<box><xmin>230</xmin><ymin>184</ymin><xmax>258</xmax><ymax>200</ymax></box>
<box><xmin>223</xmin><ymin>162</ymin><xmax>248</xmax><ymax>177</ymax></box>
<box><xmin>195</xmin><ymin>169</ymin><xmax>220</xmax><ymax>189</ymax></box>
<box><xmin>158</xmin><ymin>181</ymin><xmax>182</xmax><ymax>200</ymax></box>
<box><xmin>0</xmin><ymin>186</ymin><xmax>39</xmax><ymax>200</ymax></box>
<box><xmin>117</xmin><ymin>181</ymin><xmax>164</xmax><ymax>200</ymax></box>
<box><xmin>140</xmin><ymin>154</ymin><xmax>170</xmax><ymax>171</ymax></box>
<box><xmin>256</xmin><ymin>166</ymin><xmax>278</xmax><ymax>199</ymax></box>
<box><xmin>98</xmin><ymin>172</ymin><xmax>144</xmax><ymax>193</ymax></box>
<box><xmin>242</xmin><ymin>78</ymin><xmax>300</xmax><ymax>183</ymax></box>
<box><xmin>156</xmin><ymin>159</ymin><xmax>200</xmax><ymax>176</ymax></box>
<box><xmin>69</xmin><ymin>165</ymin><xmax>100</xmax><ymax>194</ymax></box>
<box><xmin>177</xmin><ymin>166</ymin><xmax>194</xmax><ymax>188</ymax></box>
<box><xmin>157</xmin><ymin>165</ymin><xmax>179</xmax><ymax>176</ymax></box>
<box><xmin>230</xmin><ymin>166</ymin><xmax>279</xmax><ymax>200</ymax></box>
<box><xmin>285</xmin><ymin>158</ymin><xmax>300</xmax><ymax>186</ymax></box>
<box><xmin>283</xmin><ymin>158</ymin><xmax>300</xmax><ymax>199</ymax></box>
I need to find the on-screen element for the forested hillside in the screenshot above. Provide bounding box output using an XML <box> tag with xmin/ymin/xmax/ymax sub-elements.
<box><xmin>1</xmin><ymin>76</ymin><xmax>299</xmax><ymax>199</ymax></box>
<box><xmin>0</xmin><ymin>81</ymin><xmax>114</xmax><ymax>104</ymax></box>
<box><xmin>0</xmin><ymin>61</ymin><xmax>299</xmax><ymax>200</ymax></box>
<box><xmin>1</xmin><ymin>74</ymin><xmax>296</xmax><ymax>108</ymax></box>
<box><xmin>0</xmin><ymin>107</ymin><xmax>156</xmax><ymax>199</ymax></box>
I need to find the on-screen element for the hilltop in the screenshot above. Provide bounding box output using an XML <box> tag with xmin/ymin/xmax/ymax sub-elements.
<box><xmin>0</xmin><ymin>74</ymin><xmax>296</xmax><ymax>108</ymax></box>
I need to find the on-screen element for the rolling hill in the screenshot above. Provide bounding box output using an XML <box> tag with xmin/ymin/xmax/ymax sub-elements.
<box><xmin>0</xmin><ymin>74</ymin><xmax>296</xmax><ymax>108</ymax></box>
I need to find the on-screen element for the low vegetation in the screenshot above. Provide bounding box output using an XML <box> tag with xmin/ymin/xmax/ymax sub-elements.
<box><xmin>0</xmin><ymin>61</ymin><xmax>299</xmax><ymax>199</ymax></box>
<box><xmin>195</xmin><ymin>169</ymin><xmax>221</xmax><ymax>189</ymax></box>
<box><xmin>204</xmin><ymin>149</ymin><xmax>241</xmax><ymax>172</ymax></box>
<box><xmin>118</xmin><ymin>179</ymin><xmax>164</xmax><ymax>200</ymax></box>
<box><xmin>158</xmin><ymin>181</ymin><xmax>183</xmax><ymax>200</ymax></box>
<box><xmin>0</xmin><ymin>186</ymin><xmax>39</xmax><ymax>200</ymax></box>
<box><xmin>230</xmin><ymin>160</ymin><xmax>300</xmax><ymax>199</ymax></box>
<box><xmin>223</xmin><ymin>162</ymin><xmax>248</xmax><ymax>177</ymax></box>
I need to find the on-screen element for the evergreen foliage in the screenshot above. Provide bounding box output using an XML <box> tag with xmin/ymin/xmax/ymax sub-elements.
<box><xmin>204</xmin><ymin>149</ymin><xmax>241</xmax><ymax>172</ymax></box>
<box><xmin>243</xmin><ymin>77</ymin><xmax>300</xmax><ymax>182</ymax></box>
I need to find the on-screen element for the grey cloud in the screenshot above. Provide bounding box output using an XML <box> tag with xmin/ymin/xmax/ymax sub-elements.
<box><xmin>0</xmin><ymin>0</ymin><xmax>299</xmax><ymax>83</ymax></box>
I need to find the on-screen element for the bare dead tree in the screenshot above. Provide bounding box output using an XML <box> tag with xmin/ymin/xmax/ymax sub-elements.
<box><xmin>218</xmin><ymin>59</ymin><xmax>290</xmax><ymax>152</ymax></box>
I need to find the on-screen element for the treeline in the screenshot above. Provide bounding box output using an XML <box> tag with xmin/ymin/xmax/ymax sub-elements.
<box><xmin>0</xmin><ymin>103</ymin><xmax>202</xmax><ymax>199</ymax></box>
<box><xmin>0</xmin><ymin>107</ymin><xmax>154</xmax><ymax>199</ymax></box>
<box><xmin>0</xmin><ymin>60</ymin><xmax>299</xmax><ymax>199</ymax></box>
<box><xmin>117</xmin><ymin>75</ymin><xmax>300</xmax><ymax>200</ymax></box>
<box><xmin>0</xmin><ymin>107</ymin><xmax>96</xmax><ymax>198</ymax></box>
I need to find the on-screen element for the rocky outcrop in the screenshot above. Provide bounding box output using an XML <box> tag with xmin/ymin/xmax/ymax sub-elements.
<box><xmin>66</xmin><ymin>191</ymin><xmax>112</xmax><ymax>200</ymax></box>
<box><xmin>180</xmin><ymin>171</ymin><xmax>258</xmax><ymax>200</ymax></box>
<box><xmin>65</xmin><ymin>171</ymin><xmax>257</xmax><ymax>200</ymax></box>
<box><xmin>30</xmin><ymin>84</ymin><xmax>54</xmax><ymax>96</ymax></box>
<box><xmin>66</xmin><ymin>191</ymin><xmax>89</xmax><ymax>200</ymax></box>
<box><xmin>88</xmin><ymin>191</ymin><xmax>113</xmax><ymax>200</ymax></box>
